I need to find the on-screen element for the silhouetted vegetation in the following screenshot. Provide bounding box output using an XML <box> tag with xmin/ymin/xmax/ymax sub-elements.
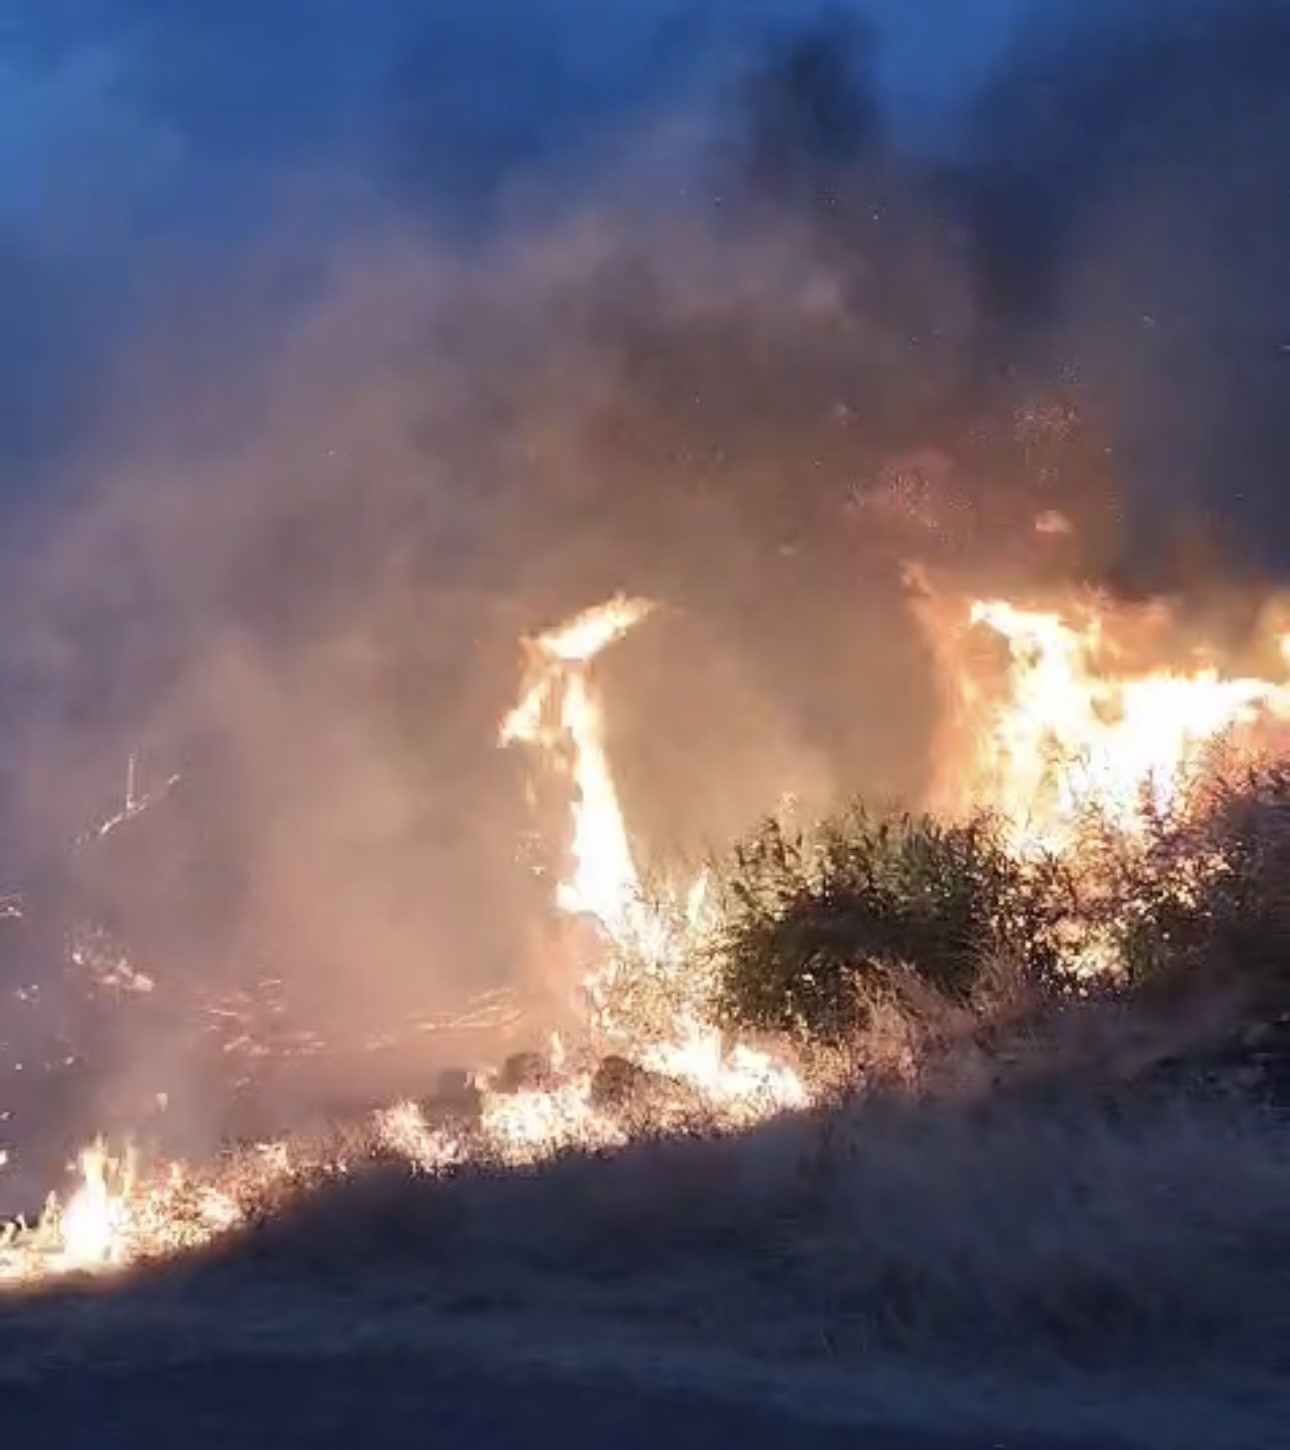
<box><xmin>712</xmin><ymin>771</ymin><xmax>1289</xmax><ymax>1101</ymax></box>
<box><xmin>712</xmin><ymin>807</ymin><xmax>1066</xmax><ymax>1043</ymax></box>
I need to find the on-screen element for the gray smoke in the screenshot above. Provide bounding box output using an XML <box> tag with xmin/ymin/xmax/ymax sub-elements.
<box><xmin>0</xmin><ymin>0</ymin><xmax>1286</xmax><ymax>1175</ymax></box>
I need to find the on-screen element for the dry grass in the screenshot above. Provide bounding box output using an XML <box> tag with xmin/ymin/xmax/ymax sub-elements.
<box><xmin>3</xmin><ymin>984</ymin><xmax>1284</xmax><ymax>1450</ymax></box>
<box><xmin>7</xmin><ymin>786</ymin><xmax>1286</xmax><ymax>1447</ymax></box>
<box><xmin>155</xmin><ymin>912</ymin><xmax>1290</xmax><ymax>1385</ymax></box>
<box><xmin>188</xmin><ymin>1070</ymin><xmax>1287</xmax><ymax>1380</ymax></box>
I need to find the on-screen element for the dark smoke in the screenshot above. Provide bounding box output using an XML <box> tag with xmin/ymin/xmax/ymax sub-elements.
<box><xmin>971</xmin><ymin>0</ymin><xmax>1290</xmax><ymax>588</ymax></box>
<box><xmin>0</xmin><ymin>1</ymin><xmax>1287</xmax><ymax>1186</ymax></box>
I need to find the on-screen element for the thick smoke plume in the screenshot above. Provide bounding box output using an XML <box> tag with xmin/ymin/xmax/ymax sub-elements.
<box><xmin>0</xmin><ymin>0</ymin><xmax>1286</xmax><ymax>1184</ymax></box>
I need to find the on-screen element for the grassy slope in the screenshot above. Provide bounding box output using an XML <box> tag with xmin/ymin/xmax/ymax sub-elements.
<box><xmin>3</xmin><ymin>1072</ymin><xmax>1285</xmax><ymax>1450</ymax></box>
<box><xmin>5</xmin><ymin>792</ymin><xmax>1287</xmax><ymax>1449</ymax></box>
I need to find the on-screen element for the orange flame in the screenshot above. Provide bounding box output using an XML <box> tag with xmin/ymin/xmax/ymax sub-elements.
<box><xmin>923</xmin><ymin>588</ymin><xmax>1290</xmax><ymax>856</ymax></box>
<box><xmin>501</xmin><ymin>595</ymin><xmax>806</xmax><ymax>1110</ymax></box>
<box><xmin>1</xmin><ymin>592</ymin><xmax>806</xmax><ymax>1287</ymax></box>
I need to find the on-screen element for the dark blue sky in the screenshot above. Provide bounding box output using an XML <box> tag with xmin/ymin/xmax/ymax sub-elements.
<box><xmin>0</xmin><ymin>2</ymin><xmax>1045</xmax><ymax>250</ymax></box>
<box><xmin>0</xmin><ymin>1</ymin><xmax>1036</xmax><ymax>485</ymax></box>
<box><xmin>2</xmin><ymin>0</ymin><xmax>1288</xmax><ymax>593</ymax></box>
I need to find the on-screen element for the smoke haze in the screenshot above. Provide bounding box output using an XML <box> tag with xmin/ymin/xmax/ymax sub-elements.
<box><xmin>0</xmin><ymin>0</ymin><xmax>1287</xmax><ymax>1176</ymax></box>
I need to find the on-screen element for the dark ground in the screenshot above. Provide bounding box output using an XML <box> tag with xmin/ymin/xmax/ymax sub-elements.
<box><xmin>0</xmin><ymin>1351</ymin><xmax>1128</xmax><ymax>1450</ymax></box>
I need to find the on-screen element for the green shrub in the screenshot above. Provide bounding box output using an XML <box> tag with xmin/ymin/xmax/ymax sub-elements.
<box><xmin>1056</xmin><ymin>762</ymin><xmax>1290</xmax><ymax>1016</ymax></box>
<box><xmin>712</xmin><ymin>805</ymin><xmax>1068</xmax><ymax>1043</ymax></box>
<box><xmin>709</xmin><ymin>766</ymin><xmax>1290</xmax><ymax>1056</ymax></box>
<box><xmin>1061</xmin><ymin>796</ymin><xmax>1219</xmax><ymax>988</ymax></box>
<box><xmin>1138</xmin><ymin>763</ymin><xmax>1290</xmax><ymax>1010</ymax></box>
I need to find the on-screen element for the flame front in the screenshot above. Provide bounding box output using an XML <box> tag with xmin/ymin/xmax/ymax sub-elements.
<box><xmin>14</xmin><ymin>579</ymin><xmax>1282</xmax><ymax>1288</ymax></box>
<box><xmin>56</xmin><ymin>1142</ymin><xmax>133</xmax><ymax>1271</ymax></box>
<box><xmin>924</xmin><ymin>588</ymin><xmax>1290</xmax><ymax>856</ymax></box>
<box><xmin>501</xmin><ymin>594</ymin><xmax>654</xmax><ymax>954</ymax></box>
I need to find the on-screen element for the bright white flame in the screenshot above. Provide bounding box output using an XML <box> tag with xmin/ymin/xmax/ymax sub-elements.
<box><xmin>58</xmin><ymin>1141</ymin><xmax>134</xmax><ymax>1271</ymax></box>
<box><xmin>925</xmin><ymin>590</ymin><xmax>1290</xmax><ymax>856</ymax></box>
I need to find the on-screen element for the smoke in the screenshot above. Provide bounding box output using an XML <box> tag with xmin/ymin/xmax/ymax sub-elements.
<box><xmin>0</xmin><ymin>0</ymin><xmax>1287</xmax><ymax>1167</ymax></box>
<box><xmin>971</xmin><ymin>0</ymin><xmax>1290</xmax><ymax>586</ymax></box>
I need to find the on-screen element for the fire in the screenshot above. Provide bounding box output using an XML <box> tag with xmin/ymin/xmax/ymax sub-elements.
<box><xmin>923</xmin><ymin>588</ymin><xmax>1290</xmax><ymax>856</ymax></box>
<box><xmin>58</xmin><ymin>1141</ymin><xmax>133</xmax><ymax>1269</ymax></box>
<box><xmin>10</xmin><ymin>575</ymin><xmax>1288</xmax><ymax>1287</ymax></box>
<box><xmin>501</xmin><ymin>594</ymin><xmax>655</xmax><ymax>954</ymax></box>
<box><xmin>480</xmin><ymin>1075</ymin><xmax>626</xmax><ymax>1165</ymax></box>
<box><xmin>373</xmin><ymin>1102</ymin><xmax>464</xmax><ymax>1173</ymax></box>
<box><xmin>0</xmin><ymin>1143</ymin><xmax>246</xmax><ymax>1285</ymax></box>
<box><xmin>1</xmin><ymin>592</ymin><xmax>805</xmax><ymax>1287</ymax></box>
<box><xmin>500</xmin><ymin>595</ymin><xmax>806</xmax><ymax>1109</ymax></box>
<box><xmin>8</xmin><ymin>576</ymin><xmax>1290</xmax><ymax>1288</ymax></box>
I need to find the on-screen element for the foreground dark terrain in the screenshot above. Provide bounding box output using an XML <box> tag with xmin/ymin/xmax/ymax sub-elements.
<box><xmin>0</xmin><ymin>1351</ymin><xmax>1118</xmax><ymax>1450</ymax></box>
<box><xmin>3</xmin><ymin>1276</ymin><xmax>1277</xmax><ymax>1450</ymax></box>
<box><xmin>1</xmin><ymin>790</ymin><xmax>1286</xmax><ymax>1450</ymax></box>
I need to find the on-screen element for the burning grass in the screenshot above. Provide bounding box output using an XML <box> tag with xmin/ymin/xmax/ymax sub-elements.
<box><xmin>2</xmin><ymin>581</ymin><xmax>1289</xmax><ymax>1430</ymax></box>
<box><xmin>171</xmin><ymin>1047</ymin><xmax>1286</xmax><ymax>1381</ymax></box>
<box><xmin>4</xmin><ymin>999</ymin><xmax>1282</xmax><ymax>1450</ymax></box>
<box><xmin>52</xmin><ymin>775</ymin><xmax>1290</xmax><ymax>1380</ymax></box>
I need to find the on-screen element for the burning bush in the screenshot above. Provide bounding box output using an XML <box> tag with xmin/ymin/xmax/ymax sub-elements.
<box><xmin>1184</xmin><ymin>763</ymin><xmax>1290</xmax><ymax>1008</ymax></box>
<box><xmin>712</xmin><ymin>805</ymin><xmax>1067</xmax><ymax>1045</ymax></box>
<box><xmin>1062</xmin><ymin>761</ymin><xmax>1290</xmax><ymax>1012</ymax></box>
<box><xmin>712</xmin><ymin>772</ymin><xmax>1290</xmax><ymax>1101</ymax></box>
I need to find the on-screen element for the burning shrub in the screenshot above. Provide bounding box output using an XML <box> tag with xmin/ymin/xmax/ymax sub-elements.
<box><xmin>1072</xmin><ymin>761</ymin><xmax>1290</xmax><ymax>1009</ymax></box>
<box><xmin>712</xmin><ymin>805</ymin><xmax>1066</xmax><ymax>1044</ymax></box>
<box><xmin>703</xmin><ymin>770</ymin><xmax>1290</xmax><ymax>1112</ymax></box>
<box><xmin>1189</xmin><ymin>763</ymin><xmax>1290</xmax><ymax>1006</ymax></box>
<box><xmin>1075</xmin><ymin>764</ymin><xmax>1290</xmax><ymax>1107</ymax></box>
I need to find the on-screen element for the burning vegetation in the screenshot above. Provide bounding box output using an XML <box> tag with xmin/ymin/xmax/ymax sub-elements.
<box><xmin>0</xmin><ymin>577</ymin><xmax>1287</xmax><ymax>1314</ymax></box>
<box><xmin>0</xmin><ymin>8</ymin><xmax>1284</xmax><ymax>1411</ymax></box>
